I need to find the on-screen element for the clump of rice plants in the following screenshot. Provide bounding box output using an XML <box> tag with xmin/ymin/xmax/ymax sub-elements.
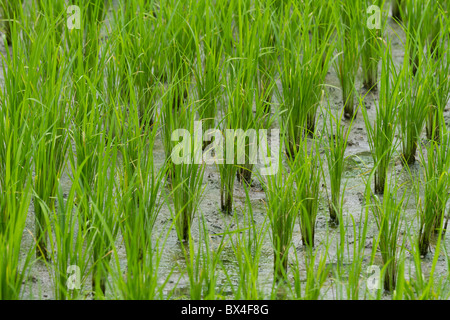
<box><xmin>89</xmin><ymin>134</ymin><xmax>120</xmax><ymax>298</ymax></box>
<box><xmin>427</xmin><ymin>11</ymin><xmax>450</xmax><ymax>141</ymax></box>
<box><xmin>32</xmin><ymin>32</ymin><xmax>71</xmax><ymax>260</ymax></box>
<box><xmin>279</xmin><ymin>0</ymin><xmax>334</xmax><ymax>157</ymax></box>
<box><xmin>255</xmin><ymin>0</ymin><xmax>278</xmax><ymax>115</ymax></box>
<box><xmin>263</xmin><ymin>150</ymin><xmax>297</xmax><ymax>282</ymax></box>
<box><xmin>361</xmin><ymin>40</ymin><xmax>400</xmax><ymax>194</ymax></box>
<box><xmin>398</xmin><ymin>52</ymin><xmax>432</xmax><ymax>165</ymax></box>
<box><xmin>183</xmin><ymin>215</ymin><xmax>225</xmax><ymax>300</ymax></box>
<box><xmin>402</xmin><ymin>1</ymin><xmax>430</xmax><ymax>77</ymax></box>
<box><xmin>168</xmin><ymin>97</ymin><xmax>206</xmax><ymax>242</ymax></box>
<box><xmin>333</xmin><ymin>0</ymin><xmax>360</xmax><ymax>119</ymax></box>
<box><xmin>193</xmin><ymin>1</ymin><xmax>224</xmax><ymax>150</ymax></box>
<box><xmin>227</xmin><ymin>185</ymin><xmax>267</xmax><ymax>299</ymax></box>
<box><xmin>417</xmin><ymin>121</ymin><xmax>450</xmax><ymax>257</ymax></box>
<box><xmin>391</xmin><ymin>0</ymin><xmax>403</xmax><ymax>22</ymax></box>
<box><xmin>323</xmin><ymin>105</ymin><xmax>354</xmax><ymax>224</ymax></box>
<box><xmin>0</xmin><ymin>36</ymin><xmax>33</xmax><ymax>298</ymax></box>
<box><xmin>360</xmin><ymin>0</ymin><xmax>385</xmax><ymax>91</ymax></box>
<box><xmin>293</xmin><ymin>137</ymin><xmax>322</xmax><ymax>247</ymax></box>
<box><xmin>46</xmin><ymin>186</ymin><xmax>90</xmax><ymax>300</ymax></box>
<box><xmin>0</xmin><ymin>0</ymin><xmax>23</xmax><ymax>45</ymax></box>
<box><xmin>370</xmin><ymin>177</ymin><xmax>406</xmax><ymax>293</ymax></box>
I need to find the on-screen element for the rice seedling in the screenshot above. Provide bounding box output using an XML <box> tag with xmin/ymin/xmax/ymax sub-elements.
<box><xmin>293</xmin><ymin>138</ymin><xmax>322</xmax><ymax>248</ymax></box>
<box><xmin>391</xmin><ymin>0</ymin><xmax>403</xmax><ymax>22</ymax></box>
<box><xmin>192</xmin><ymin>1</ymin><xmax>224</xmax><ymax>150</ymax></box>
<box><xmin>255</xmin><ymin>0</ymin><xmax>278</xmax><ymax>115</ymax></box>
<box><xmin>402</xmin><ymin>1</ymin><xmax>431</xmax><ymax>77</ymax></box>
<box><xmin>226</xmin><ymin>185</ymin><xmax>268</xmax><ymax>299</ymax></box>
<box><xmin>31</xmin><ymin>30</ymin><xmax>71</xmax><ymax>261</ymax></box>
<box><xmin>46</xmin><ymin>185</ymin><xmax>90</xmax><ymax>300</ymax></box>
<box><xmin>0</xmin><ymin>0</ymin><xmax>23</xmax><ymax>45</ymax></box>
<box><xmin>289</xmin><ymin>239</ymin><xmax>331</xmax><ymax>300</ymax></box>
<box><xmin>416</xmin><ymin>122</ymin><xmax>450</xmax><ymax>257</ymax></box>
<box><xmin>279</xmin><ymin>0</ymin><xmax>334</xmax><ymax>157</ymax></box>
<box><xmin>361</xmin><ymin>40</ymin><xmax>401</xmax><ymax>194</ymax></box>
<box><xmin>0</xmin><ymin>38</ymin><xmax>34</xmax><ymax>298</ymax></box>
<box><xmin>182</xmin><ymin>215</ymin><xmax>226</xmax><ymax>300</ymax></box>
<box><xmin>89</xmin><ymin>134</ymin><xmax>120</xmax><ymax>298</ymax></box>
<box><xmin>360</xmin><ymin>0</ymin><xmax>385</xmax><ymax>91</ymax></box>
<box><xmin>427</xmin><ymin>12</ymin><xmax>450</xmax><ymax>141</ymax></box>
<box><xmin>398</xmin><ymin>51</ymin><xmax>431</xmax><ymax>165</ymax></box>
<box><xmin>369</xmin><ymin>176</ymin><xmax>406</xmax><ymax>293</ymax></box>
<box><xmin>0</xmin><ymin>179</ymin><xmax>33</xmax><ymax>300</ymax></box>
<box><xmin>333</xmin><ymin>0</ymin><xmax>361</xmax><ymax>119</ymax></box>
<box><xmin>263</xmin><ymin>149</ymin><xmax>297</xmax><ymax>282</ymax></box>
<box><xmin>165</xmin><ymin>94</ymin><xmax>206</xmax><ymax>242</ymax></box>
<box><xmin>323</xmin><ymin>103</ymin><xmax>355</xmax><ymax>223</ymax></box>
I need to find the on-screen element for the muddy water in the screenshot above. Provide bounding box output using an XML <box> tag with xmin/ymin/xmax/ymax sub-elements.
<box><xmin>3</xmin><ymin>11</ymin><xmax>449</xmax><ymax>299</ymax></box>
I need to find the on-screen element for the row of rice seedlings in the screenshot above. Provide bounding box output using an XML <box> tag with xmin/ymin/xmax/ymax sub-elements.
<box><xmin>333</xmin><ymin>0</ymin><xmax>360</xmax><ymax>119</ymax></box>
<box><xmin>360</xmin><ymin>0</ymin><xmax>385</xmax><ymax>91</ymax></box>
<box><xmin>398</xmin><ymin>50</ymin><xmax>432</xmax><ymax>165</ymax></box>
<box><xmin>370</xmin><ymin>176</ymin><xmax>406</xmax><ymax>293</ymax></box>
<box><xmin>362</xmin><ymin>40</ymin><xmax>401</xmax><ymax>194</ymax></box>
<box><xmin>323</xmin><ymin>104</ymin><xmax>354</xmax><ymax>223</ymax></box>
<box><xmin>417</xmin><ymin>120</ymin><xmax>450</xmax><ymax>257</ymax></box>
<box><xmin>279</xmin><ymin>1</ymin><xmax>333</xmax><ymax>157</ymax></box>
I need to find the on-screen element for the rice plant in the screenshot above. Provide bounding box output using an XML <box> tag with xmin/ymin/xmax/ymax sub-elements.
<box><xmin>32</xmin><ymin>30</ymin><xmax>71</xmax><ymax>260</ymax></box>
<box><xmin>427</xmin><ymin>11</ymin><xmax>450</xmax><ymax>141</ymax></box>
<box><xmin>227</xmin><ymin>185</ymin><xmax>267</xmax><ymax>299</ymax></box>
<box><xmin>361</xmin><ymin>40</ymin><xmax>400</xmax><ymax>194</ymax></box>
<box><xmin>370</xmin><ymin>177</ymin><xmax>406</xmax><ymax>293</ymax></box>
<box><xmin>279</xmin><ymin>0</ymin><xmax>334</xmax><ymax>157</ymax></box>
<box><xmin>193</xmin><ymin>1</ymin><xmax>224</xmax><ymax>150</ymax></box>
<box><xmin>417</xmin><ymin>120</ymin><xmax>450</xmax><ymax>257</ymax></box>
<box><xmin>360</xmin><ymin>0</ymin><xmax>385</xmax><ymax>91</ymax></box>
<box><xmin>398</xmin><ymin>51</ymin><xmax>431</xmax><ymax>165</ymax></box>
<box><xmin>263</xmin><ymin>150</ymin><xmax>297</xmax><ymax>282</ymax></box>
<box><xmin>293</xmin><ymin>138</ymin><xmax>322</xmax><ymax>247</ymax></box>
<box><xmin>391</xmin><ymin>0</ymin><xmax>403</xmax><ymax>22</ymax></box>
<box><xmin>168</xmin><ymin>98</ymin><xmax>206</xmax><ymax>242</ymax></box>
<box><xmin>333</xmin><ymin>0</ymin><xmax>360</xmax><ymax>119</ymax></box>
<box><xmin>323</xmin><ymin>105</ymin><xmax>354</xmax><ymax>223</ymax></box>
<box><xmin>0</xmin><ymin>0</ymin><xmax>23</xmax><ymax>45</ymax></box>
